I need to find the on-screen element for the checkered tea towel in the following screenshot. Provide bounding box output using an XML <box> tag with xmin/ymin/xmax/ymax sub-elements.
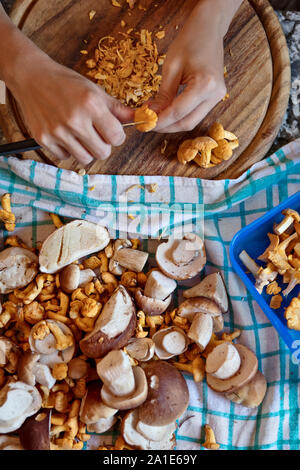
<box><xmin>0</xmin><ymin>138</ymin><xmax>299</xmax><ymax>450</ymax></box>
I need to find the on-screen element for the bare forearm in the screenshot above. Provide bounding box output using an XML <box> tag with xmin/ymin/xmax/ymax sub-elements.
<box><xmin>195</xmin><ymin>0</ymin><xmax>243</xmax><ymax>37</ymax></box>
<box><xmin>0</xmin><ymin>5</ymin><xmax>46</xmax><ymax>88</ymax></box>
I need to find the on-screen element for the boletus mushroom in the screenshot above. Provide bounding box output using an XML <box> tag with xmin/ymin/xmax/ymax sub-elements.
<box><xmin>225</xmin><ymin>370</ymin><xmax>267</xmax><ymax>408</ymax></box>
<box><xmin>121</xmin><ymin>409</ymin><xmax>176</xmax><ymax>450</ymax></box>
<box><xmin>206</xmin><ymin>344</ymin><xmax>258</xmax><ymax>394</ymax></box>
<box><xmin>205</xmin><ymin>342</ymin><xmax>241</xmax><ymax>380</ymax></box>
<box><xmin>155</xmin><ymin>233</ymin><xmax>206</xmax><ymax>280</ymax></box>
<box><xmin>177</xmin><ymin>297</ymin><xmax>224</xmax><ymax>332</ymax></box>
<box><xmin>59</xmin><ymin>264</ymin><xmax>95</xmax><ymax>294</ymax></box>
<box><xmin>135</xmin><ymin>288</ymin><xmax>172</xmax><ymax>316</ymax></box>
<box><xmin>80</xmin><ymin>381</ymin><xmax>118</xmax><ymax>427</ymax></box>
<box><xmin>187</xmin><ymin>312</ymin><xmax>213</xmax><ymax>351</ymax></box>
<box><xmin>138</xmin><ymin>361</ymin><xmax>189</xmax><ymax>426</ymax></box>
<box><xmin>183</xmin><ymin>272</ymin><xmax>228</xmax><ymax>313</ymax></box>
<box><xmin>80</xmin><ymin>285</ymin><xmax>136</xmax><ymax>358</ymax></box>
<box><xmin>19</xmin><ymin>409</ymin><xmax>51</xmax><ymax>450</ymax></box>
<box><xmin>0</xmin><ymin>247</ymin><xmax>38</xmax><ymax>294</ymax></box>
<box><xmin>98</xmin><ymin>350</ymin><xmax>148</xmax><ymax>410</ymax></box>
<box><xmin>0</xmin><ymin>381</ymin><xmax>42</xmax><ymax>433</ymax></box>
<box><xmin>39</xmin><ymin>220</ymin><xmax>110</xmax><ymax>274</ymax></box>
<box><xmin>0</xmin><ymin>435</ymin><xmax>23</xmax><ymax>450</ymax></box>
<box><xmin>125</xmin><ymin>338</ymin><xmax>155</xmax><ymax>362</ymax></box>
<box><xmin>152</xmin><ymin>327</ymin><xmax>189</xmax><ymax>360</ymax></box>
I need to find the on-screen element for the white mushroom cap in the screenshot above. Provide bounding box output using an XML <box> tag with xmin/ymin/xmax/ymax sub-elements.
<box><xmin>183</xmin><ymin>272</ymin><xmax>228</xmax><ymax>313</ymax></box>
<box><xmin>87</xmin><ymin>415</ymin><xmax>118</xmax><ymax>434</ymax></box>
<box><xmin>155</xmin><ymin>233</ymin><xmax>206</xmax><ymax>281</ymax></box>
<box><xmin>0</xmin><ymin>247</ymin><xmax>38</xmax><ymax>294</ymax></box>
<box><xmin>80</xmin><ymin>381</ymin><xmax>118</xmax><ymax>424</ymax></box>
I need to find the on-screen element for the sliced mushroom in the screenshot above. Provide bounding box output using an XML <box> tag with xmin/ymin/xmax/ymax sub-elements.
<box><xmin>206</xmin><ymin>344</ymin><xmax>258</xmax><ymax>393</ymax></box>
<box><xmin>125</xmin><ymin>338</ymin><xmax>155</xmax><ymax>362</ymax></box>
<box><xmin>29</xmin><ymin>319</ymin><xmax>75</xmax><ymax>366</ymax></box>
<box><xmin>80</xmin><ymin>381</ymin><xmax>118</xmax><ymax>424</ymax></box>
<box><xmin>136</xmin><ymin>420</ymin><xmax>176</xmax><ymax>442</ymax></box>
<box><xmin>187</xmin><ymin>312</ymin><xmax>213</xmax><ymax>351</ymax></box>
<box><xmin>0</xmin><ymin>435</ymin><xmax>23</xmax><ymax>450</ymax></box>
<box><xmin>178</xmin><ymin>297</ymin><xmax>222</xmax><ymax>321</ymax></box>
<box><xmin>0</xmin><ymin>381</ymin><xmax>42</xmax><ymax>433</ymax></box>
<box><xmin>114</xmin><ymin>248</ymin><xmax>149</xmax><ymax>273</ymax></box>
<box><xmin>0</xmin><ymin>247</ymin><xmax>38</xmax><ymax>294</ymax></box>
<box><xmin>96</xmin><ymin>350</ymin><xmax>136</xmax><ymax>397</ymax></box>
<box><xmin>274</xmin><ymin>215</ymin><xmax>294</xmax><ymax>235</ymax></box>
<box><xmin>0</xmin><ymin>336</ymin><xmax>20</xmax><ymax>370</ymax></box>
<box><xmin>39</xmin><ymin>220</ymin><xmax>110</xmax><ymax>274</ymax></box>
<box><xmin>79</xmin><ymin>285</ymin><xmax>136</xmax><ymax>358</ymax></box>
<box><xmin>109</xmin><ymin>239</ymin><xmax>132</xmax><ymax>276</ymax></box>
<box><xmin>144</xmin><ymin>270</ymin><xmax>177</xmax><ymax>300</ymax></box>
<box><xmin>152</xmin><ymin>327</ymin><xmax>189</xmax><ymax>360</ymax></box>
<box><xmin>101</xmin><ymin>366</ymin><xmax>148</xmax><ymax>410</ymax></box>
<box><xmin>87</xmin><ymin>415</ymin><xmax>118</xmax><ymax>434</ymax></box>
<box><xmin>225</xmin><ymin>371</ymin><xmax>267</xmax><ymax>408</ymax></box>
<box><xmin>19</xmin><ymin>409</ymin><xmax>51</xmax><ymax>450</ymax></box>
<box><xmin>138</xmin><ymin>361</ymin><xmax>189</xmax><ymax>426</ymax></box>
<box><xmin>205</xmin><ymin>342</ymin><xmax>241</xmax><ymax>380</ymax></box>
<box><xmin>183</xmin><ymin>272</ymin><xmax>228</xmax><ymax>313</ymax></box>
<box><xmin>32</xmin><ymin>362</ymin><xmax>56</xmax><ymax>389</ymax></box>
<box><xmin>135</xmin><ymin>288</ymin><xmax>171</xmax><ymax>316</ymax></box>
<box><xmin>17</xmin><ymin>351</ymin><xmax>41</xmax><ymax>386</ymax></box>
<box><xmin>60</xmin><ymin>264</ymin><xmax>95</xmax><ymax>294</ymax></box>
<box><xmin>122</xmin><ymin>409</ymin><xmax>176</xmax><ymax>450</ymax></box>
<box><xmin>156</xmin><ymin>233</ymin><xmax>206</xmax><ymax>280</ymax></box>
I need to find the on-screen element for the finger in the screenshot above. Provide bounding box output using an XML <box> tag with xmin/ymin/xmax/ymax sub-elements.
<box><xmin>157</xmin><ymin>99</ymin><xmax>216</xmax><ymax>134</ymax></box>
<box><xmin>155</xmin><ymin>79</ymin><xmax>206</xmax><ymax>131</ymax></box>
<box><xmin>149</xmin><ymin>61</ymin><xmax>182</xmax><ymax>115</ymax></box>
<box><xmin>56</xmin><ymin>135</ymin><xmax>95</xmax><ymax>165</ymax></box>
<box><xmin>42</xmin><ymin>143</ymin><xmax>70</xmax><ymax>161</ymax></box>
<box><xmin>109</xmin><ymin>98</ymin><xmax>135</xmax><ymax>123</ymax></box>
<box><xmin>93</xmin><ymin>110</ymin><xmax>126</xmax><ymax>147</ymax></box>
<box><xmin>77</xmin><ymin>126</ymin><xmax>112</xmax><ymax>161</ymax></box>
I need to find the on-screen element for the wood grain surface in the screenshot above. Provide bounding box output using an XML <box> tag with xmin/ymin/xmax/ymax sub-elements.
<box><xmin>0</xmin><ymin>0</ymin><xmax>290</xmax><ymax>179</ymax></box>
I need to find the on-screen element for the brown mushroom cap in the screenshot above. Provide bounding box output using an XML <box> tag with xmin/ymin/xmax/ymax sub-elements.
<box><xmin>156</xmin><ymin>235</ymin><xmax>206</xmax><ymax>281</ymax></box>
<box><xmin>138</xmin><ymin>361</ymin><xmax>189</xmax><ymax>426</ymax></box>
<box><xmin>225</xmin><ymin>371</ymin><xmax>267</xmax><ymax>408</ymax></box>
<box><xmin>19</xmin><ymin>409</ymin><xmax>51</xmax><ymax>450</ymax></box>
<box><xmin>206</xmin><ymin>344</ymin><xmax>258</xmax><ymax>393</ymax></box>
<box><xmin>17</xmin><ymin>351</ymin><xmax>40</xmax><ymax>386</ymax></box>
<box><xmin>101</xmin><ymin>366</ymin><xmax>148</xmax><ymax>410</ymax></box>
<box><xmin>178</xmin><ymin>297</ymin><xmax>222</xmax><ymax>322</ymax></box>
<box><xmin>80</xmin><ymin>381</ymin><xmax>118</xmax><ymax>424</ymax></box>
<box><xmin>59</xmin><ymin>264</ymin><xmax>80</xmax><ymax>293</ymax></box>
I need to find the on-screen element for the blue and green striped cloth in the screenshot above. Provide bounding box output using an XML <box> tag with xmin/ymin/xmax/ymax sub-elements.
<box><xmin>0</xmin><ymin>139</ymin><xmax>299</xmax><ymax>450</ymax></box>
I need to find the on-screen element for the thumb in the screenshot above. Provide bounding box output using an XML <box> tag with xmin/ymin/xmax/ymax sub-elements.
<box><xmin>109</xmin><ymin>98</ymin><xmax>135</xmax><ymax>123</ymax></box>
<box><xmin>149</xmin><ymin>62</ymin><xmax>182</xmax><ymax>114</ymax></box>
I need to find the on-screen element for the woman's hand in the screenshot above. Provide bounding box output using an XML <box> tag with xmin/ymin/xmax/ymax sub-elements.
<box><xmin>152</xmin><ymin>0</ymin><xmax>242</xmax><ymax>133</ymax></box>
<box><xmin>11</xmin><ymin>58</ymin><xmax>134</xmax><ymax>165</ymax></box>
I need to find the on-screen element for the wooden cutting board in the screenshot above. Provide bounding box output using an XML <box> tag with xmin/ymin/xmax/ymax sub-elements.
<box><xmin>0</xmin><ymin>0</ymin><xmax>290</xmax><ymax>179</ymax></box>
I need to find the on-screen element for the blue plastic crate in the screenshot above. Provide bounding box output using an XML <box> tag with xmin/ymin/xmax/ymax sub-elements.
<box><xmin>229</xmin><ymin>191</ymin><xmax>300</xmax><ymax>352</ymax></box>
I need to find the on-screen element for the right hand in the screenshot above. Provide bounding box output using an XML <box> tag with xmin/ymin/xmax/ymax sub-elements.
<box><xmin>10</xmin><ymin>57</ymin><xmax>134</xmax><ymax>165</ymax></box>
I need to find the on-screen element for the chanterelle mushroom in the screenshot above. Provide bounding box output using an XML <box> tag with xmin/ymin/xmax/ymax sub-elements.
<box><xmin>39</xmin><ymin>220</ymin><xmax>110</xmax><ymax>273</ymax></box>
<box><xmin>208</xmin><ymin>122</ymin><xmax>238</xmax><ymax>142</ymax></box>
<box><xmin>193</xmin><ymin>137</ymin><xmax>218</xmax><ymax>168</ymax></box>
<box><xmin>156</xmin><ymin>233</ymin><xmax>206</xmax><ymax>280</ymax></box>
<box><xmin>0</xmin><ymin>247</ymin><xmax>38</xmax><ymax>294</ymax></box>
